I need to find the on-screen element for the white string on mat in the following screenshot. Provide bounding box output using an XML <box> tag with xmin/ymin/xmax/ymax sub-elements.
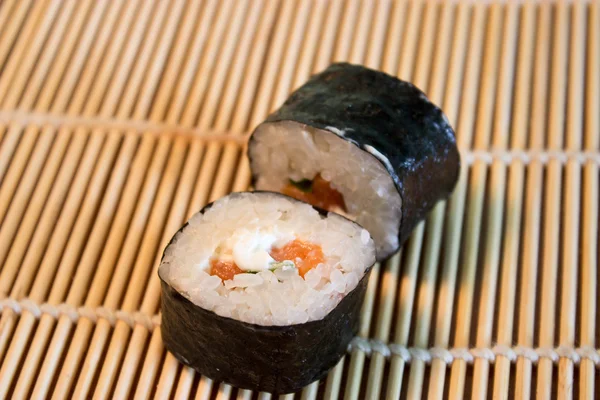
<box><xmin>0</xmin><ymin>109</ymin><xmax>599</xmax><ymax>165</ymax></box>
<box><xmin>1</xmin><ymin>297</ymin><xmax>599</xmax><ymax>367</ymax></box>
<box><xmin>347</xmin><ymin>337</ymin><xmax>600</xmax><ymax>367</ymax></box>
<box><xmin>463</xmin><ymin>149</ymin><xmax>600</xmax><ymax>165</ymax></box>
<box><xmin>0</xmin><ymin>297</ymin><xmax>161</xmax><ymax>331</ymax></box>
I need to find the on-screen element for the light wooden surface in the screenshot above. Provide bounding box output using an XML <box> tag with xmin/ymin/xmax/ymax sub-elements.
<box><xmin>0</xmin><ymin>0</ymin><xmax>598</xmax><ymax>399</ymax></box>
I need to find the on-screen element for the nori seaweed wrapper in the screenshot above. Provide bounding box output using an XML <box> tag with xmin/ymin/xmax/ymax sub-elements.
<box><xmin>159</xmin><ymin>195</ymin><xmax>374</xmax><ymax>394</ymax></box>
<box><xmin>249</xmin><ymin>63</ymin><xmax>460</xmax><ymax>260</ymax></box>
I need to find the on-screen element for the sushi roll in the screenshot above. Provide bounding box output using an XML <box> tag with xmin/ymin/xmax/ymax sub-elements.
<box><xmin>158</xmin><ymin>192</ymin><xmax>376</xmax><ymax>393</ymax></box>
<box><xmin>248</xmin><ymin>63</ymin><xmax>460</xmax><ymax>260</ymax></box>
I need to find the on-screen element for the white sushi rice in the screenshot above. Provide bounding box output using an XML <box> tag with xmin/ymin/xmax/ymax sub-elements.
<box><xmin>249</xmin><ymin>121</ymin><xmax>402</xmax><ymax>258</ymax></box>
<box><xmin>159</xmin><ymin>192</ymin><xmax>376</xmax><ymax>326</ymax></box>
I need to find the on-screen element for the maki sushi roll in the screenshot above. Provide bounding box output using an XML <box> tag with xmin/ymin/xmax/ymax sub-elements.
<box><xmin>159</xmin><ymin>192</ymin><xmax>376</xmax><ymax>393</ymax></box>
<box><xmin>248</xmin><ymin>63</ymin><xmax>460</xmax><ymax>260</ymax></box>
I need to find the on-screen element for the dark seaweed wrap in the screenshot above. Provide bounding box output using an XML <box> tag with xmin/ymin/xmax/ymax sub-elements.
<box><xmin>159</xmin><ymin>196</ymin><xmax>374</xmax><ymax>394</ymax></box>
<box><xmin>249</xmin><ymin>63</ymin><xmax>460</xmax><ymax>259</ymax></box>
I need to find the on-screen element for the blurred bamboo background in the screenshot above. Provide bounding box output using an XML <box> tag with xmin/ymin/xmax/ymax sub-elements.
<box><xmin>0</xmin><ymin>0</ymin><xmax>598</xmax><ymax>398</ymax></box>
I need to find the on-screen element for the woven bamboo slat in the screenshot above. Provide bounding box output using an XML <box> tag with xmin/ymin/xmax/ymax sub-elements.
<box><xmin>0</xmin><ymin>1</ymin><xmax>598</xmax><ymax>399</ymax></box>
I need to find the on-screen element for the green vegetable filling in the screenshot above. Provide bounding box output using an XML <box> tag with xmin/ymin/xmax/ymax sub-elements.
<box><xmin>246</xmin><ymin>260</ymin><xmax>296</xmax><ymax>274</ymax></box>
<box><xmin>289</xmin><ymin>178</ymin><xmax>313</xmax><ymax>193</ymax></box>
<box><xmin>269</xmin><ymin>260</ymin><xmax>296</xmax><ymax>270</ymax></box>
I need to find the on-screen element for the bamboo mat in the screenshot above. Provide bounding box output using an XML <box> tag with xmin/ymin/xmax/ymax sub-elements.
<box><xmin>0</xmin><ymin>0</ymin><xmax>598</xmax><ymax>398</ymax></box>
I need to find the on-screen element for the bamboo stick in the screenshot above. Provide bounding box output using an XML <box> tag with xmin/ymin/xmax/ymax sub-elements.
<box><xmin>0</xmin><ymin>0</ymin><xmax>55</xmax><ymax>106</ymax></box>
<box><xmin>426</xmin><ymin>3</ymin><xmax>472</xmax><ymax>398</ymax></box>
<box><xmin>579</xmin><ymin>2</ymin><xmax>599</xmax><ymax>398</ymax></box>
<box><xmin>492</xmin><ymin>3</ymin><xmax>535</xmax><ymax>399</ymax></box>
<box><xmin>346</xmin><ymin>0</ymin><xmax>375</xmax><ymax>67</ymax></box>
<box><xmin>332</xmin><ymin>0</ymin><xmax>360</xmax><ymax>63</ymax></box>
<box><xmin>300</xmin><ymin>380</ymin><xmax>319</xmax><ymax>400</ymax></box>
<box><xmin>471</xmin><ymin>3</ymin><xmax>518</xmax><ymax>398</ymax></box>
<box><xmin>269</xmin><ymin>0</ymin><xmax>312</xmax><ymax>113</ymax></box>
<box><xmin>0</xmin><ymin>0</ymin><xmax>17</xmax><ymax>42</ymax></box>
<box><xmin>537</xmin><ymin>1</ymin><xmax>569</xmax><ymax>398</ymax></box>
<box><xmin>194</xmin><ymin>377</ymin><xmax>215</xmax><ymax>400</ymax></box>
<box><xmin>364</xmin><ymin>0</ymin><xmax>391</xmax><ymax>71</ymax></box>
<box><xmin>172</xmin><ymin>366</ymin><xmax>198</xmax><ymax>400</ymax></box>
<box><xmin>343</xmin><ymin>264</ymin><xmax>380</xmax><ymax>400</ymax></box>
<box><xmin>448</xmin><ymin>3</ymin><xmax>501</xmax><ymax>399</ymax></box>
<box><xmin>291</xmin><ymin>0</ymin><xmax>328</xmax><ymax>94</ymax></box>
<box><xmin>557</xmin><ymin>1</ymin><xmax>585</xmax><ymax>398</ymax></box>
<box><xmin>364</xmin><ymin>253</ymin><xmax>401</xmax><ymax>399</ymax></box>
<box><xmin>0</xmin><ymin>0</ymin><xmax>16</xmax><ymax>38</ymax></box>
<box><xmin>236</xmin><ymin>389</ymin><xmax>253</xmax><ymax>400</ymax></box>
<box><xmin>311</xmin><ymin>0</ymin><xmax>344</xmax><ymax>74</ymax></box>
<box><xmin>0</xmin><ymin>0</ymin><xmax>31</xmax><ymax>70</ymax></box>
<box><xmin>246</xmin><ymin>0</ymin><xmax>297</xmax><ymax>130</ymax></box>
<box><xmin>381</xmin><ymin>0</ymin><xmax>407</xmax><ymax>76</ymax></box>
<box><xmin>513</xmin><ymin>3</ymin><xmax>550</xmax><ymax>399</ymax></box>
<box><xmin>396</xmin><ymin>0</ymin><xmax>423</xmax><ymax>80</ymax></box>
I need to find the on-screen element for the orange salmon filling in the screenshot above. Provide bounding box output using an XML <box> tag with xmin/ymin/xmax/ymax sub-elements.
<box><xmin>209</xmin><ymin>239</ymin><xmax>325</xmax><ymax>280</ymax></box>
<box><xmin>282</xmin><ymin>174</ymin><xmax>346</xmax><ymax>212</ymax></box>
<box><xmin>210</xmin><ymin>259</ymin><xmax>243</xmax><ymax>281</ymax></box>
<box><xmin>270</xmin><ymin>239</ymin><xmax>325</xmax><ymax>277</ymax></box>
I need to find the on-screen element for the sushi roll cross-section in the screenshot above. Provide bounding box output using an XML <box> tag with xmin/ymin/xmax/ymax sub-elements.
<box><xmin>159</xmin><ymin>192</ymin><xmax>376</xmax><ymax>393</ymax></box>
<box><xmin>249</xmin><ymin>62</ymin><xmax>460</xmax><ymax>260</ymax></box>
<box><xmin>159</xmin><ymin>63</ymin><xmax>461</xmax><ymax>393</ymax></box>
